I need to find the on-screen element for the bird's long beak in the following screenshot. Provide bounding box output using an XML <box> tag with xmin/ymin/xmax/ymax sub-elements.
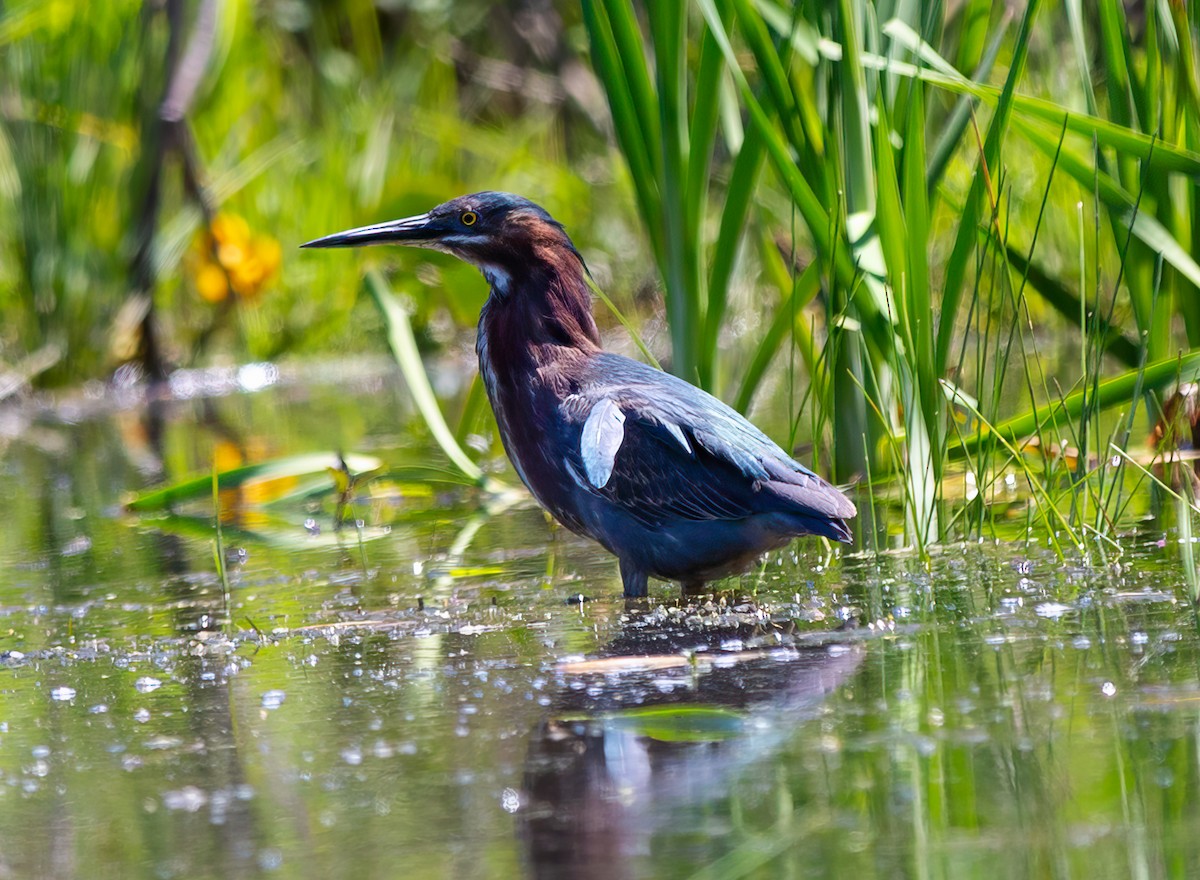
<box><xmin>300</xmin><ymin>213</ymin><xmax>436</xmax><ymax>249</ymax></box>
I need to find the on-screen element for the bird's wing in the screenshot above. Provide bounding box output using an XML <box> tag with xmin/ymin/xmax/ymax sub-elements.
<box><xmin>567</xmin><ymin>396</ymin><xmax>755</xmax><ymax>527</ymax></box>
<box><xmin>562</xmin><ymin>355</ymin><xmax>853</xmax><ymax>529</ymax></box>
<box><xmin>579</xmin><ymin>397</ymin><xmax>626</xmax><ymax>488</ymax></box>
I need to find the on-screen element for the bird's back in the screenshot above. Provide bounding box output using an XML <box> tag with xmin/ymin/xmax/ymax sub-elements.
<box><xmin>563</xmin><ymin>353</ymin><xmax>855</xmax><ymax>540</ymax></box>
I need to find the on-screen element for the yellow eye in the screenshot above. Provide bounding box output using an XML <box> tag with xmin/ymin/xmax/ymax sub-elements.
<box><xmin>461</xmin><ymin>211</ymin><xmax>478</xmax><ymax>226</ymax></box>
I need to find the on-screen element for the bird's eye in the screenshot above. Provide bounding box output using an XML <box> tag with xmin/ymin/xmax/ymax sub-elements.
<box><xmin>461</xmin><ymin>211</ymin><xmax>478</xmax><ymax>226</ymax></box>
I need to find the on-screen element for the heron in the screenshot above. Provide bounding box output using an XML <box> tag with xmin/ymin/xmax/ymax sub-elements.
<box><xmin>303</xmin><ymin>192</ymin><xmax>855</xmax><ymax>597</ymax></box>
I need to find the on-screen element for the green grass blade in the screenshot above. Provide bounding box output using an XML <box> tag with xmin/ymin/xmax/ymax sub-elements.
<box><xmin>127</xmin><ymin>453</ymin><xmax>384</xmax><ymax>512</ymax></box>
<box><xmin>598</xmin><ymin>0</ymin><xmax>663</xmax><ymax>177</ymax></box>
<box><xmin>693</xmin><ymin>0</ymin><xmax>832</xmax><ymax>264</ymax></box>
<box><xmin>934</xmin><ymin>0</ymin><xmax>1040</xmax><ymax>376</ymax></box>
<box><xmin>1003</xmin><ymin>244</ymin><xmax>1140</xmax><ymax>367</ymax></box>
<box><xmin>365</xmin><ymin>270</ymin><xmax>494</xmax><ymax>489</ymax></box>
<box><xmin>881</xmin><ymin>19</ymin><xmax>1200</xmax><ymax>178</ymax></box>
<box><xmin>925</xmin><ymin>13</ymin><xmax>1008</xmax><ymax>195</ymax></box>
<box><xmin>729</xmin><ymin>0</ymin><xmax>806</xmax><ymax>152</ymax></box>
<box><xmin>704</xmin><ymin>126</ymin><xmax>765</xmax><ymax>372</ymax></box>
<box><xmin>647</xmin><ymin>0</ymin><xmax>700</xmax><ymax>384</ymax></box>
<box><xmin>952</xmin><ymin>0</ymin><xmax>991</xmax><ymax>75</ymax></box>
<box><xmin>686</xmin><ymin>0</ymin><xmax>730</xmax><ymax>226</ymax></box>
<box><xmin>581</xmin><ymin>0</ymin><xmax>665</xmax><ymax>263</ymax></box>
<box><xmin>688</xmin><ymin>0</ymin><xmax>732</xmax><ymax>388</ymax></box>
<box><xmin>733</xmin><ymin>247</ymin><xmax>822</xmax><ymax>414</ymax></box>
<box><xmin>872</xmin><ymin>76</ymin><xmax>940</xmax><ymax>542</ymax></box>
<box><xmin>902</xmin><ymin>84</ymin><xmax>936</xmax><ymax>428</ymax></box>
<box><xmin>947</xmin><ymin>352</ymin><xmax>1200</xmax><ymax>461</ymax></box>
<box><xmin>696</xmin><ymin>0</ymin><xmax>892</xmax><ymax>351</ymax></box>
<box><xmin>750</xmin><ymin>0</ymin><xmax>820</xmax><ymax>64</ymax></box>
<box><xmin>586</xmin><ymin>274</ymin><xmax>663</xmax><ymax>370</ymax></box>
<box><xmin>1096</xmin><ymin>0</ymin><xmax>1137</xmax><ymax>132</ymax></box>
<box><xmin>836</xmin><ymin>0</ymin><xmax>881</xmax><ymax>277</ymax></box>
<box><xmin>1014</xmin><ymin>117</ymin><xmax>1200</xmax><ymax>295</ymax></box>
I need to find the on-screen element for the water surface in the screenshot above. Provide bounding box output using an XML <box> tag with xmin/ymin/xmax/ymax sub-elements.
<box><xmin>1</xmin><ymin>362</ymin><xmax>1197</xmax><ymax>879</ymax></box>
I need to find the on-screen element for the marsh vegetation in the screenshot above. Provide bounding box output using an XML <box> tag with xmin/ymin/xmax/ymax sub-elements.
<box><xmin>4</xmin><ymin>1</ymin><xmax>1200</xmax><ymax>876</ymax></box>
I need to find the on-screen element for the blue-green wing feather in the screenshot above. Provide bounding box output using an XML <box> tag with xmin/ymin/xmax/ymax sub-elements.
<box><xmin>562</xmin><ymin>354</ymin><xmax>855</xmax><ymax>536</ymax></box>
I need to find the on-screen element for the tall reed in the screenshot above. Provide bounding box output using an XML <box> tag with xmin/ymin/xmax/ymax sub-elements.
<box><xmin>584</xmin><ymin>0</ymin><xmax>1200</xmax><ymax>549</ymax></box>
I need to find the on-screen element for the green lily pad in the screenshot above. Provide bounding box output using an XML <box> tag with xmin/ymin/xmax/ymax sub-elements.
<box><xmin>605</xmin><ymin>706</ymin><xmax>747</xmax><ymax>743</ymax></box>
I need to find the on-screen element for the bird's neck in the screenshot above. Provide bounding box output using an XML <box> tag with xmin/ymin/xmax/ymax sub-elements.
<box><xmin>477</xmin><ymin>247</ymin><xmax>601</xmax><ymax>364</ymax></box>
<box><xmin>474</xmin><ymin>246</ymin><xmax>599</xmax><ymax>511</ymax></box>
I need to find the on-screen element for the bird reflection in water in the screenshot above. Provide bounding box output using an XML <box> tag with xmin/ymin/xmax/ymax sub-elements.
<box><xmin>515</xmin><ymin>604</ymin><xmax>864</xmax><ymax>879</ymax></box>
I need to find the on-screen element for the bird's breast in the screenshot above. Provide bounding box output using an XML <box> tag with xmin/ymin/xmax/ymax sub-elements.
<box><xmin>476</xmin><ymin>330</ymin><xmax>592</xmax><ymax>532</ymax></box>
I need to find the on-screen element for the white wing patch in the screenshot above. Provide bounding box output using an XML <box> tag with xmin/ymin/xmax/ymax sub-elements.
<box><xmin>581</xmin><ymin>398</ymin><xmax>626</xmax><ymax>489</ymax></box>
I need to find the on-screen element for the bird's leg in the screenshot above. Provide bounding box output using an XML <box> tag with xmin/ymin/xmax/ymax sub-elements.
<box><xmin>619</xmin><ymin>559</ymin><xmax>648</xmax><ymax>598</ymax></box>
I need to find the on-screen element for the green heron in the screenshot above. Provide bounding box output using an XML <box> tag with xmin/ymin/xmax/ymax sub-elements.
<box><xmin>303</xmin><ymin>192</ymin><xmax>856</xmax><ymax>597</ymax></box>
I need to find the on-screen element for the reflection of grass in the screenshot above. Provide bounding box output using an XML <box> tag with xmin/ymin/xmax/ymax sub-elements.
<box><xmin>604</xmin><ymin>705</ymin><xmax>745</xmax><ymax>743</ymax></box>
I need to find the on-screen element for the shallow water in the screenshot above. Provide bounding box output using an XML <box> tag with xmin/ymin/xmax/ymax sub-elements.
<box><xmin>1</xmin><ymin>361</ymin><xmax>1199</xmax><ymax>879</ymax></box>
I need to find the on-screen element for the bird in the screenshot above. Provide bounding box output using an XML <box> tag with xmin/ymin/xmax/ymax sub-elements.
<box><xmin>303</xmin><ymin>192</ymin><xmax>856</xmax><ymax>597</ymax></box>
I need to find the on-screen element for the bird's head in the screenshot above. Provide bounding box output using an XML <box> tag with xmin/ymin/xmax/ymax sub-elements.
<box><xmin>302</xmin><ymin>192</ymin><xmax>583</xmax><ymax>297</ymax></box>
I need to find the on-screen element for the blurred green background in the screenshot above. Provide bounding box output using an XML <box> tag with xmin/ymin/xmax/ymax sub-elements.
<box><xmin>7</xmin><ymin>0</ymin><xmax>1200</xmax><ymax>549</ymax></box>
<box><xmin>0</xmin><ymin>0</ymin><xmax>652</xmax><ymax>385</ymax></box>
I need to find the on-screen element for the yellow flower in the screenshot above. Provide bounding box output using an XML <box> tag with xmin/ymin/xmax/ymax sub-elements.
<box><xmin>195</xmin><ymin>263</ymin><xmax>228</xmax><ymax>303</ymax></box>
<box><xmin>211</xmin><ymin>213</ymin><xmax>250</xmax><ymax>245</ymax></box>
<box><xmin>187</xmin><ymin>212</ymin><xmax>281</xmax><ymax>303</ymax></box>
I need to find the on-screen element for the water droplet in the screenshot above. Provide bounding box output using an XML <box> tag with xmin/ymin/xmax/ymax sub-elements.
<box><xmin>60</xmin><ymin>536</ymin><xmax>92</xmax><ymax>557</ymax></box>
<box><xmin>261</xmin><ymin>690</ymin><xmax>286</xmax><ymax>710</ymax></box>
<box><xmin>1035</xmin><ymin>602</ymin><xmax>1072</xmax><ymax>619</ymax></box>
<box><xmin>163</xmin><ymin>786</ymin><xmax>208</xmax><ymax>812</ymax></box>
<box><xmin>50</xmin><ymin>686</ymin><xmax>76</xmax><ymax>701</ymax></box>
<box><xmin>1101</xmin><ymin>681</ymin><xmax>1117</xmax><ymax>697</ymax></box>
<box><xmin>135</xmin><ymin>677</ymin><xmax>162</xmax><ymax>693</ymax></box>
<box><xmin>500</xmin><ymin>787</ymin><xmax>521</xmax><ymax>813</ymax></box>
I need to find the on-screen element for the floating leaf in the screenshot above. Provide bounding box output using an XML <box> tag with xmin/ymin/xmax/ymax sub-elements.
<box><xmin>127</xmin><ymin>452</ymin><xmax>383</xmax><ymax>512</ymax></box>
<box><xmin>604</xmin><ymin>706</ymin><xmax>746</xmax><ymax>743</ymax></box>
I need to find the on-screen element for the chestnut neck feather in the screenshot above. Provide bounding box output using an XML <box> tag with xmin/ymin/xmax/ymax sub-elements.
<box><xmin>474</xmin><ymin>226</ymin><xmax>599</xmax><ymax>504</ymax></box>
<box><xmin>477</xmin><ymin>227</ymin><xmax>600</xmax><ymax>366</ymax></box>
